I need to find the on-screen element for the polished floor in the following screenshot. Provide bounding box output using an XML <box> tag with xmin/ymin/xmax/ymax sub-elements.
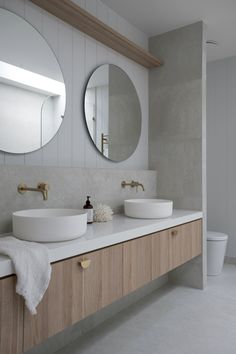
<box><xmin>57</xmin><ymin>264</ymin><xmax>236</xmax><ymax>354</ymax></box>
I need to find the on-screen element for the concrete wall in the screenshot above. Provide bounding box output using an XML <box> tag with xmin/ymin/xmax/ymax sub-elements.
<box><xmin>207</xmin><ymin>56</ymin><xmax>236</xmax><ymax>258</ymax></box>
<box><xmin>0</xmin><ymin>165</ymin><xmax>157</xmax><ymax>234</ymax></box>
<box><xmin>0</xmin><ymin>0</ymin><xmax>149</xmax><ymax>169</ymax></box>
<box><xmin>149</xmin><ymin>22</ymin><xmax>207</xmax><ymax>288</ymax></box>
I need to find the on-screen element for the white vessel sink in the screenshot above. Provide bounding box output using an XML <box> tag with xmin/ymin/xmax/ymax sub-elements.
<box><xmin>124</xmin><ymin>199</ymin><xmax>173</xmax><ymax>219</ymax></box>
<box><xmin>12</xmin><ymin>208</ymin><xmax>87</xmax><ymax>242</ymax></box>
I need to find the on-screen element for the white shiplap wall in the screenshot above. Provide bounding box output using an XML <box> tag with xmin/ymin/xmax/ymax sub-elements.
<box><xmin>0</xmin><ymin>0</ymin><xmax>149</xmax><ymax>169</ymax></box>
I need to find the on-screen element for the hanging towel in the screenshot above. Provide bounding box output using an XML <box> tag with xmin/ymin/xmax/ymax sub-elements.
<box><xmin>0</xmin><ymin>236</ymin><xmax>52</xmax><ymax>315</ymax></box>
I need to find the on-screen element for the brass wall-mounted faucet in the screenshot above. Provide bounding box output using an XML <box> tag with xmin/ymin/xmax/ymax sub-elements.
<box><xmin>18</xmin><ymin>182</ymin><xmax>49</xmax><ymax>201</ymax></box>
<box><xmin>121</xmin><ymin>180</ymin><xmax>145</xmax><ymax>192</ymax></box>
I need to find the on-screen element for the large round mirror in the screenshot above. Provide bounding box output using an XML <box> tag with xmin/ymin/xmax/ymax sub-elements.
<box><xmin>0</xmin><ymin>9</ymin><xmax>66</xmax><ymax>154</ymax></box>
<box><xmin>84</xmin><ymin>64</ymin><xmax>141</xmax><ymax>162</ymax></box>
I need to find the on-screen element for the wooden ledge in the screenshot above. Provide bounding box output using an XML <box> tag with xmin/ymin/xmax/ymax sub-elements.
<box><xmin>30</xmin><ymin>0</ymin><xmax>162</xmax><ymax>68</ymax></box>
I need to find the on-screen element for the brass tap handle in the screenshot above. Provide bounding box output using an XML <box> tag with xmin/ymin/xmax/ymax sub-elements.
<box><xmin>78</xmin><ymin>259</ymin><xmax>91</xmax><ymax>269</ymax></box>
<box><xmin>121</xmin><ymin>181</ymin><xmax>127</xmax><ymax>188</ymax></box>
<box><xmin>18</xmin><ymin>183</ymin><xmax>28</xmax><ymax>194</ymax></box>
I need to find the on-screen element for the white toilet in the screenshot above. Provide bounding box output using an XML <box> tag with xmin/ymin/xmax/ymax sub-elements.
<box><xmin>207</xmin><ymin>231</ymin><xmax>228</xmax><ymax>276</ymax></box>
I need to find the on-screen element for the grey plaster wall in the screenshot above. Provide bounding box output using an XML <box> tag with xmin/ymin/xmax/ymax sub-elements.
<box><xmin>0</xmin><ymin>165</ymin><xmax>157</xmax><ymax>234</ymax></box>
<box><xmin>149</xmin><ymin>22</ymin><xmax>207</xmax><ymax>288</ymax></box>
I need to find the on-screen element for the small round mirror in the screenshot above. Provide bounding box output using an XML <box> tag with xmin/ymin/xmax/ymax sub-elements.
<box><xmin>0</xmin><ymin>9</ymin><xmax>66</xmax><ymax>154</ymax></box>
<box><xmin>84</xmin><ymin>64</ymin><xmax>141</xmax><ymax>162</ymax></box>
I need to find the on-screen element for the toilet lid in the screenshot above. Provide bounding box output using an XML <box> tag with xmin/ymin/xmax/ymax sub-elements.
<box><xmin>207</xmin><ymin>231</ymin><xmax>228</xmax><ymax>241</ymax></box>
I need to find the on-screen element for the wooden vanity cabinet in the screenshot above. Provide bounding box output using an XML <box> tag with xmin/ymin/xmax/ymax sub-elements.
<box><xmin>0</xmin><ymin>276</ymin><xmax>23</xmax><ymax>354</ymax></box>
<box><xmin>0</xmin><ymin>219</ymin><xmax>202</xmax><ymax>353</ymax></box>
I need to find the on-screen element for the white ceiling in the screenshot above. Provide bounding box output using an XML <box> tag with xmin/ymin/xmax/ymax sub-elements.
<box><xmin>101</xmin><ymin>0</ymin><xmax>236</xmax><ymax>62</ymax></box>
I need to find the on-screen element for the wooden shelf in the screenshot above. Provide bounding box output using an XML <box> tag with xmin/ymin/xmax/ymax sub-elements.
<box><xmin>30</xmin><ymin>0</ymin><xmax>162</xmax><ymax>68</ymax></box>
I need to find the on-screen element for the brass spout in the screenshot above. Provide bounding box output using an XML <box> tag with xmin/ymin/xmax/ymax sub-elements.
<box><xmin>18</xmin><ymin>182</ymin><xmax>49</xmax><ymax>201</ymax></box>
<box><xmin>137</xmin><ymin>182</ymin><xmax>145</xmax><ymax>192</ymax></box>
<box><xmin>121</xmin><ymin>180</ymin><xmax>145</xmax><ymax>192</ymax></box>
<box><xmin>37</xmin><ymin>182</ymin><xmax>49</xmax><ymax>200</ymax></box>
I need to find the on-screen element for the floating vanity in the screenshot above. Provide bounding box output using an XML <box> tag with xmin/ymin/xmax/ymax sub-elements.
<box><xmin>0</xmin><ymin>210</ymin><xmax>202</xmax><ymax>353</ymax></box>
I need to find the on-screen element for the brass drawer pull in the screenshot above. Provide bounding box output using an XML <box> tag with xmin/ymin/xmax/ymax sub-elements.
<box><xmin>171</xmin><ymin>230</ymin><xmax>178</xmax><ymax>236</ymax></box>
<box><xmin>78</xmin><ymin>259</ymin><xmax>91</xmax><ymax>269</ymax></box>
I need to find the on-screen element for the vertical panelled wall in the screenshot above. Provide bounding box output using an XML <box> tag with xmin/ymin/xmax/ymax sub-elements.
<box><xmin>0</xmin><ymin>0</ymin><xmax>149</xmax><ymax>169</ymax></box>
<box><xmin>149</xmin><ymin>22</ymin><xmax>207</xmax><ymax>288</ymax></box>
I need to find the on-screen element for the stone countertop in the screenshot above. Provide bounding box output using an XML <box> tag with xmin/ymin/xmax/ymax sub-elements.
<box><xmin>0</xmin><ymin>209</ymin><xmax>203</xmax><ymax>278</ymax></box>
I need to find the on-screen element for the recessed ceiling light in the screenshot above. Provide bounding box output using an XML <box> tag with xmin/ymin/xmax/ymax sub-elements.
<box><xmin>206</xmin><ymin>40</ymin><xmax>218</xmax><ymax>46</ymax></box>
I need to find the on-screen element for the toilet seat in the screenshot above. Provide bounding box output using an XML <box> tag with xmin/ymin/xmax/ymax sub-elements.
<box><xmin>207</xmin><ymin>231</ymin><xmax>228</xmax><ymax>241</ymax></box>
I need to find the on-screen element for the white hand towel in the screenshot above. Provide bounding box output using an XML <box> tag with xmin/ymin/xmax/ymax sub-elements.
<box><xmin>0</xmin><ymin>236</ymin><xmax>52</xmax><ymax>315</ymax></box>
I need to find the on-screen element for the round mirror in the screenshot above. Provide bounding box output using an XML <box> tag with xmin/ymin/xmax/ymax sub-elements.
<box><xmin>0</xmin><ymin>9</ymin><xmax>66</xmax><ymax>154</ymax></box>
<box><xmin>84</xmin><ymin>64</ymin><xmax>141</xmax><ymax>162</ymax></box>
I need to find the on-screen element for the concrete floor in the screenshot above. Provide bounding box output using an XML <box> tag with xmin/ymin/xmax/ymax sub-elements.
<box><xmin>57</xmin><ymin>264</ymin><xmax>236</xmax><ymax>354</ymax></box>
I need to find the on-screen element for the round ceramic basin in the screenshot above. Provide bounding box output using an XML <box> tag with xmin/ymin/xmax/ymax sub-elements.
<box><xmin>124</xmin><ymin>199</ymin><xmax>173</xmax><ymax>219</ymax></box>
<box><xmin>12</xmin><ymin>208</ymin><xmax>87</xmax><ymax>242</ymax></box>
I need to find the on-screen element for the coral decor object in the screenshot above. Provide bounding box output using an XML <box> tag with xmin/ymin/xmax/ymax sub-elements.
<box><xmin>94</xmin><ymin>204</ymin><xmax>113</xmax><ymax>222</ymax></box>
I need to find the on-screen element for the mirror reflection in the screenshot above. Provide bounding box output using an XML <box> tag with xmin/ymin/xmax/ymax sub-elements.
<box><xmin>0</xmin><ymin>9</ymin><xmax>66</xmax><ymax>154</ymax></box>
<box><xmin>84</xmin><ymin>64</ymin><xmax>141</xmax><ymax>162</ymax></box>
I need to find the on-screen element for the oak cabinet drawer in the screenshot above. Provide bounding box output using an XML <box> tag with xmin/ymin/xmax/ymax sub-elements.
<box><xmin>83</xmin><ymin>244</ymin><xmax>123</xmax><ymax>316</ymax></box>
<box><xmin>169</xmin><ymin>220</ymin><xmax>202</xmax><ymax>270</ymax></box>
<box><xmin>151</xmin><ymin>220</ymin><xmax>202</xmax><ymax>279</ymax></box>
<box><xmin>151</xmin><ymin>229</ymin><xmax>170</xmax><ymax>279</ymax></box>
<box><xmin>23</xmin><ymin>256</ymin><xmax>83</xmax><ymax>351</ymax></box>
<box><xmin>101</xmin><ymin>244</ymin><xmax>123</xmax><ymax>308</ymax></box>
<box><xmin>123</xmin><ymin>235</ymin><xmax>152</xmax><ymax>295</ymax></box>
<box><xmin>23</xmin><ymin>243</ymin><xmax>123</xmax><ymax>351</ymax></box>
